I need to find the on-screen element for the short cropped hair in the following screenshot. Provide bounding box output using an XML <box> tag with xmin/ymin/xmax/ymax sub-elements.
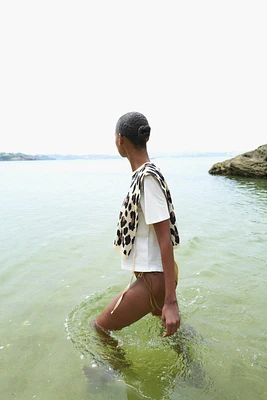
<box><xmin>116</xmin><ymin>111</ymin><xmax>151</xmax><ymax>149</ymax></box>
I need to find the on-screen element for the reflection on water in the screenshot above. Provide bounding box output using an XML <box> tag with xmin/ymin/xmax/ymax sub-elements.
<box><xmin>66</xmin><ymin>286</ymin><xmax>212</xmax><ymax>399</ymax></box>
<box><xmin>221</xmin><ymin>175</ymin><xmax>267</xmax><ymax>197</ymax></box>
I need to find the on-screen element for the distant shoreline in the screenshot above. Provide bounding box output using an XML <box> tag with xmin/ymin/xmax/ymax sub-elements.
<box><xmin>0</xmin><ymin>152</ymin><xmax>120</xmax><ymax>161</ymax></box>
<box><xmin>0</xmin><ymin>151</ymin><xmax>237</xmax><ymax>162</ymax></box>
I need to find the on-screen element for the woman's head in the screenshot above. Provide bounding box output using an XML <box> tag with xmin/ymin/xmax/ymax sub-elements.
<box><xmin>115</xmin><ymin>112</ymin><xmax>151</xmax><ymax>149</ymax></box>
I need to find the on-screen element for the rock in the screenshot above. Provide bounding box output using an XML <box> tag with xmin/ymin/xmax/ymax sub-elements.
<box><xmin>208</xmin><ymin>144</ymin><xmax>267</xmax><ymax>178</ymax></box>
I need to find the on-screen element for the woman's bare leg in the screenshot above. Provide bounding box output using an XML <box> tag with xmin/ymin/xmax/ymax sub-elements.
<box><xmin>95</xmin><ymin>273</ymin><xmax>165</xmax><ymax>332</ymax></box>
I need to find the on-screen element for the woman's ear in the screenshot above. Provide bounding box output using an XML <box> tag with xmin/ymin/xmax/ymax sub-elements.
<box><xmin>118</xmin><ymin>134</ymin><xmax>124</xmax><ymax>145</ymax></box>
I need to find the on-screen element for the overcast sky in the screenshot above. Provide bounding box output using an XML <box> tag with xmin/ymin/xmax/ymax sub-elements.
<box><xmin>0</xmin><ymin>1</ymin><xmax>266</xmax><ymax>155</ymax></box>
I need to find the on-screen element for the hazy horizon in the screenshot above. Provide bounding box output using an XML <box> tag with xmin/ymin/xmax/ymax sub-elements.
<box><xmin>1</xmin><ymin>148</ymin><xmax>246</xmax><ymax>155</ymax></box>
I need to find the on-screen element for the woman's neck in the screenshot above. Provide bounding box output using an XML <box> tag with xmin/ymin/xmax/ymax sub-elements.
<box><xmin>127</xmin><ymin>150</ymin><xmax>150</xmax><ymax>172</ymax></box>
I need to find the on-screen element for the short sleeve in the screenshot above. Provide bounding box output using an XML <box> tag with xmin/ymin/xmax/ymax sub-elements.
<box><xmin>140</xmin><ymin>175</ymin><xmax>170</xmax><ymax>225</ymax></box>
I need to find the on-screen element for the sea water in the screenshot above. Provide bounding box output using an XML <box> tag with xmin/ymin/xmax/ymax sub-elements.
<box><xmin>0</xmin><ymin>156</ymin><xmax>266</xmax><ymax>400</ymax></box>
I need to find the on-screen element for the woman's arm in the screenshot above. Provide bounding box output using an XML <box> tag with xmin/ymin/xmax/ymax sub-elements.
<box><xmin>154</xmin><ymin>219</ymin><xmax>180</xmax><ymax>337</ymax></box>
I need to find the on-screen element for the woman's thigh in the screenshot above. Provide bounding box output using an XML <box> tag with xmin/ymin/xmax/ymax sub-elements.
<box><xmin>95</xmin><ymin>275</ymin><xmax>164</xmax><ymax>331</ymax></box>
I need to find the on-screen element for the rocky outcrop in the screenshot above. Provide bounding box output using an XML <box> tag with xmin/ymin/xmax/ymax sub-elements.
<box><xmin>209</xmin><ymin>144</ymin><xmax>267</xmax><ymax>178</ymax></box>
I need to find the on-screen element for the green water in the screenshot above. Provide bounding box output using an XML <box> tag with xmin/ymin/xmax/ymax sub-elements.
<box><xmin>66</xmin><ymin>287</ymin><xmax>211</xmax><ymax>399</ymax></box>
<box><xmin>0</xmin><ymin>157</ymin><xmax>266</xmax><ymax>399</ymax></box>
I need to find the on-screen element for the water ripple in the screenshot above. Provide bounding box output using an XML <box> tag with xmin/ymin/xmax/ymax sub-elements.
<box><xmin>66</xmin><ymin>287</ymin><xmax>212</xmax><ymax>399</ymax></box>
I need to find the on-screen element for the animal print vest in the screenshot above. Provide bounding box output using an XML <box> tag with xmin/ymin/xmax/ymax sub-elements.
<box><xmin>114</xmin><ymin>162</ymin><xmax>180</xmax><ymax>258</ymax></box>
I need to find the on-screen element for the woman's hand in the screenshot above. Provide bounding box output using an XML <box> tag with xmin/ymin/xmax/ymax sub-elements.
<box><xmin>161</xmin><ymin>301</ymin><xmax>180</xmax><ymax>337</ymax></box>
<box><xmin>153</xmin><ymin>219</ymin><xmax>181</xmax><ymax>337</ymax></box>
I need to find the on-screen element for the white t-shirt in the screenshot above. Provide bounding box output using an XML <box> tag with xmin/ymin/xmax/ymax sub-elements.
<box><xmin>121</xmin><ymin>174</ymin><xmax>170</xmax><ymax>272</ymax></box>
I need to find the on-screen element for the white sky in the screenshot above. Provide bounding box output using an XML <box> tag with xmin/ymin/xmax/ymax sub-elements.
<box><xmin>0</xmin><ymin>0</ymin><xmax>266</xmax><ymax>155</ymax></box>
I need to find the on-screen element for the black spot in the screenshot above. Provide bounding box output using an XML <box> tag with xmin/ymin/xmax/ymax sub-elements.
<box><xmin>170</xmin><ymin>211</ymin><xmax>176</xmax><ymax>224</ymax></box>
<box><xmin>166</xmin><ymin>190</ymin><xmax>172</xmax><ymax>203</ymax></box>
<box><xmin>171</xmin><ymin>227</ymin><xmax>179</xmax><ymax>244</ymax></box>
<box><xmin>124</xmin><ymin>195</ymin><xmax>129</xmax><ymax>207</ymax></box>
<box><xmin>129</xmin><ymin>211</ymin><xmax>136</xmax><ymax>231</ymax></box>
<box><xmin>120</xmin><ymin>217</ymin><xmax>127</xmax><ymax>228</ymax></box>
<box><xmin>125</xmin><ymin>235</ymin><xmax>131</xmax><ymax>245</ymax></box>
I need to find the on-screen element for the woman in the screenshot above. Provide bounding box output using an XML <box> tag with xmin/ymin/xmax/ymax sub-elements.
<box><xmin>95</xmin><ymin>111</ymin><xmax>181</xmax><ymax>338</ymax></box>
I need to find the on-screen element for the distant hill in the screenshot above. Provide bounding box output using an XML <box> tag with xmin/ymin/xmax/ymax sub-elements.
<box><xmin>0</xmin><ymin>152</ymin><xmax>55</xmax><ymax>161</ymax></box>
<box><xmin>0</xmin><ymin>152</ymin><xmax>119</xmax><ymax>161</ymax></box>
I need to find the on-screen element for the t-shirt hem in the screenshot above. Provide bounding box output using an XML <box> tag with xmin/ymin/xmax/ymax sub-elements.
<box><xmin>121</xmin><ymin>266</ymin><xmax>164</xmax><ymax>273</ymax></box>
